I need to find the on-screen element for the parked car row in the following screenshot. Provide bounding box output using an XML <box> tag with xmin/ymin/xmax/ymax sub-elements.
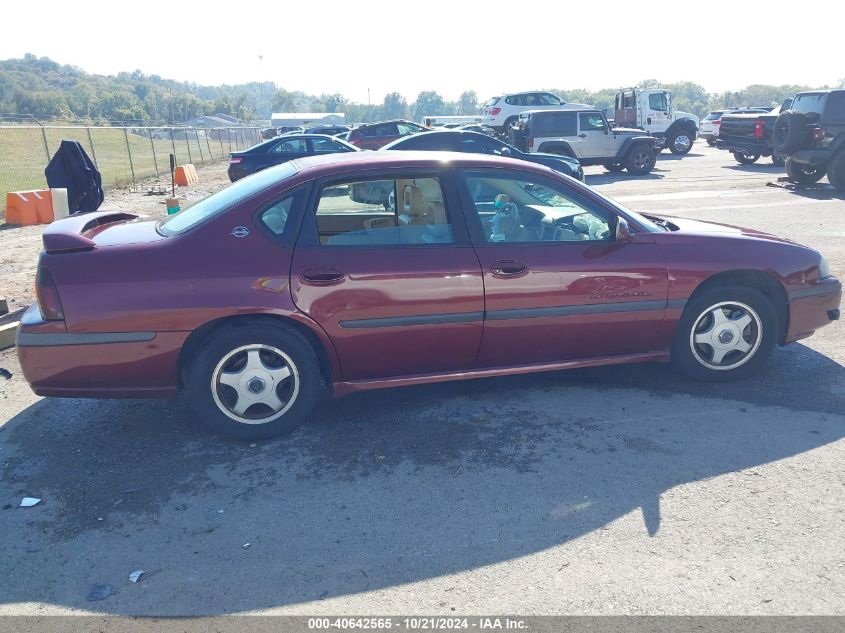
<box><xmin>709</xmin><ymin>88</ymin><xmax>845</xmax><ymax>190</ymax></box>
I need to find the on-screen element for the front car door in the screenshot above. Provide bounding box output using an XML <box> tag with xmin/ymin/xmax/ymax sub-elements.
<box><xmin>456</xmin><ymin>168</ymin><xmax>670</xmax><ymax>367</ymax></box>
<box><xmin>576</xmin><ymin>112</ymin><xmax>613</xmax><ymax>158</ymax></box>
<box><xmin>290</xmin><ymin>168</ymin><xmax>484</xmax><ymax>381</ymax></box>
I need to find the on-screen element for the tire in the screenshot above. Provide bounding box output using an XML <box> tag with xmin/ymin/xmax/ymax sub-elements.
<box><xmin>772</xmin><ymin>153</ymin><xmax>785</xmax><ymax>167</ymax></box>
<box><xmin>603</xmin><ymin>162</ymin><xmax>624</xmax><ymax>172</ymax></box>
<box><xmin>671</xmin><ymin>284</ymin><xmax>778</xmax><ymax>382</ymax></box>
<box><xmin>785</xmin><ymin>157</ymin><xmax>825</xmax><ymax>185</ymax></box>
<box><xmin>706</xmin><ymin>138</ymin><xmax>716</xmax><ymax>147</ymax></box>
<box><xmin>624</xmin><ymin>144</ymin><xmax>656</xmax><ymax>175</ymax></box>
<box><xmin>668</xmin><ymin>128</ymin><xmax>694</xmax><ymax>154</ymax></box>
<box><xmin>502</xmin><ymin>117</ymin><xmax>518</xmax><ymax>139</ymax></box>
<box><xmin>186</xmin><ymin>321</ymin><xmax>322</xmax><ymax>440</ymax></box>
<box><xmin>733</xmin><ymin>151</ymin><xmax>760</xmax><ymax>165</ymax></box>
<box><xmin>826</xmin><ymin>151</ymin><xmax>845</xmax><ymax>190</ymax></box>
<box><xmin>773</xmin><ymin>111</ymin><xmax>808</xmax><ymax>155</ymax></box>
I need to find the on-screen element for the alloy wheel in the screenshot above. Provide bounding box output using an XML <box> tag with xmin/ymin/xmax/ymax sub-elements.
<box><xmin>211</xmin><ymin>344</ymin><xmax>300</xmax><ymax>424</ymax></box>
<box><xmin>689</xmin><ymin>301</ymin><xmax>762</xmax><ymax>371</ymax></box>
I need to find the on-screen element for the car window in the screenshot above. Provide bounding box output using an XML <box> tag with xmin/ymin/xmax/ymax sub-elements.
<box><xmin>258</xmin><ymin>189</ymin><xmax>303</xmax><ymax>236</ymax></box>
<box><xmin>485</xmin><ymin>97</ymin><xmax>500</xmax><ymax>107</ymax></box>
<box><xmin>533</xmin><ymin>112</ymin><xmax>577</xmax><ymax>137</ymax></box>
<box><xmin>505</xmin><ymin>95</ymin><xmax>518</xmax><ymax>106</ymax></box>
<box><xmin>791</xmin><ymin>93</ymin><xmax>826</xmax><ymax>115</ymax></box>
<box><xmin>457</xmin><ymin>135</ymin><xmax>507</xmax><ymax>155</ymax></box>
<box><xmin>704</xmin><ymin>111</ymin><xmax>723</xmax><ymax>120</ymax></box>
<box><xmin>538</xmin><ymin>93</ymin><xmax>562</xmax><ymax>105</ymax></box>
<box><xmin>825</xmin><ymin>92</ymin><xmax>845</xmax><ymax>124</ymax></box>
<box><xmin>579</xmin><ymin>113</ymin><xmax>607</xmax><ymax>132</ymax></box>
<box><xmin>461</xmin><ymin>171</ymin><xmax>613</xmax><ymax>243</ymax></box>
<box><xmin>310</xmin><ymin>138</ymin><xmax>343</xmax><ymax>153</ymax></box>
<box><xmin>159</xmin><ymin>163</ymin><xmax>298</xmax><ymax>235</ymax></box>
<box><xmin>315</xmin><ymin>177</ymin><xmax>453</xmax><ymax>246</ymax></box>
<box><xmin>272</xmin><ymin>139</ymin><xmax>307</xmax><ymax>153</ymax></box>
<box><xmin>648</xmin><ymin>93</ymin><xmax>669</xmax><ymax>112</ymax></box>
<box><xmin>397</xmin><ymin>122</ymin><xmax>421</xmax><ymax>136</ymax></box>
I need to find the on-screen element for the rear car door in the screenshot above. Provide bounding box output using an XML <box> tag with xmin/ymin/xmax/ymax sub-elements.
<box><xmin>456</xmin><ymin>168</ymin><xmax>670</xmax><ymax>367</ymax></box>
<box><xmin>268</xmin><ymin>138</ymin><xmax>310</xmax><ymax>166</ymax></box>
<box><xmin>290</xmin><ymin>168</ymin><xmax>484</xmax><ymax>381</ymax></box>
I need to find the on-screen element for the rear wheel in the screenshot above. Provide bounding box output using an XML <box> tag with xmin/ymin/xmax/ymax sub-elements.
<box><xmin>668</xmin><ymin>129</ymin><xmax>694</xmax><ymax>154</ymax></box>
<box><xmin>624</xmin><ymin>145</ymin><xmax>656</xmax><ymax>175</ymax></box>
<box><xmin>785</xmin><ymin>157</ymin><xmax>825</xmax><ymax>185</ymax></box>
<box><xmin>825</xmin><ymin>151</ymin><xmax>845</xmax><ymax>190</ymax></box>
<box><xmin>187</xmin><ymin>322</ymin><xmax>321</xmax><ymax>440</ymax></box>
<box><xmin>772</xmin><ymin>153</ymin><xmax>785</xmax><ymax>167</ymax></box>
<box><xmin>733</xmin><ymin>151</ymin><xmax>760</xmax><ymax>165</ymax></box>
<box><xmin>672</xmin><ymin>285</ymin><xmax>778</xmax><ymax>382</ymax></box>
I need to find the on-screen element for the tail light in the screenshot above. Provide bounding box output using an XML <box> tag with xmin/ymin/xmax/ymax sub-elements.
<box><xmin>754</xmin><ymin>119</ymin><xmax>765</xmax><ymax>138</ymax></box>
<box><xmin>489</xmin><ymin>107</ymin><xmax>502</xmax><ymax>116</ymax></box>
<box><xmin>712</xmin><ymin>120</ymin><xmax>721</xmax><ymax>125</ymax></box>
<box><xmin>35</xmin><ymin>267</ymin><xmax>64</xmax><ymax>321</ymax></box>
<box><xmin>528</xmin><ymin>137</ymin><xmax>534</xmax><ymax>148</ymax></box>
<box><xmin>810</xmin><ymin>126</ymin><xmax>824</xmax><ymax>142</ymax></box>
<box><xmin>229</xmin><ymin>156</ymin><xmax>242</xmax><ymax>164</ymax></box>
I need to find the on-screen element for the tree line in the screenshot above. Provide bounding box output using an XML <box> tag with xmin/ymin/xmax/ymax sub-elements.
<box><xmin>1</xmin><ymin>55</ymin><xmax>842</xmax><ymax>126</ymax></box>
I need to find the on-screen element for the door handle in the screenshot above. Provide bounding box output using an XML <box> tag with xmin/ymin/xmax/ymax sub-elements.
<box><xmin>490</xmin><ymin>260</ymin><xmax>528</xmax><ymax>277</ymax></box>
<box><xmin>578</xmin><ymin>133</ymin><xmax>587</xmax><ymax>138</ymax></box>
<box><xmin>301</xmin><ymin>266</ymin><xmax>345</xmax><ymax>285</ymax></box>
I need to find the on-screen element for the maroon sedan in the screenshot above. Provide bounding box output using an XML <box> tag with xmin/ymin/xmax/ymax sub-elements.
<box><xmin>16</xmin><ymin>152</ymin><xmax>841</xmax><ymax>439</ymax></box>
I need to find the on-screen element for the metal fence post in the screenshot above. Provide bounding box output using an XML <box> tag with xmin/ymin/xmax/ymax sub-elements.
<box><xmin>170</xmin><ymin>128</ymin><xmax>177</xmax><ymax>164</ymax></box>
<box><xmin>123</xmin><ymin>128</ymin><xmax>137</xmax><ymax>187</ymax></box>
<box><xmin>205</xmin><ymin>131</ymin><xmax>214</xmax><ymax>161</ymax></box>
<box><xmin>148</xmin><ymin>128</ymin><xmax>159</xmax><ymax>178</ymax></box>
<box><xmin>218</xmin><ymin>130</ymin><xmax>225</xmax><ymax>158</ymax></box>
<box><xmin>40</xmin><ymin>125</ymin><xmax>50</xmax><ymax>162</ymax></box>
<box><xmin>227</xmin><ymin>128</ymin><xmax>233</xmax><ymax>153</ymax></box>
<box><xmin>195</xmin><ymin>129</ymin><xmax>205</xmax><ymax>163</ymax></box>
<box><xmin>184</xmin><ymin>130</ymin><xmax>193</xmax><ymax>164</ymax></box>
<box><xmin>86</xmin><ymin>126</ymin><xmax>98</xmax><ymax>167</ymax></box>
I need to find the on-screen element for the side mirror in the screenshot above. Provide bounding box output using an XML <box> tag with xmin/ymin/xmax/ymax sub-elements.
<box><xmin>616</xmin><ymin>217</ymin><xmax>632</xmax><ymax>243</ymax></box>
<box><xmin>500</xmin><ymin>147</ymin><xmax>512</xmax><ymax>157</ymax></box>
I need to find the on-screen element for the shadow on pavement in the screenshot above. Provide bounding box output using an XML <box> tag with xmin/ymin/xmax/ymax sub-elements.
<box><xmin>1</xmin><ymin>342</ymin><xmax>843</xmax><ymax>613</ymax></box>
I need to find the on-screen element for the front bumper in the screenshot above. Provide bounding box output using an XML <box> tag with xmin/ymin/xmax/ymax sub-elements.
<box><xmin>785</xmin><ymin>278</ymin><xmax>842</xmax><ymax>343</ymax></box>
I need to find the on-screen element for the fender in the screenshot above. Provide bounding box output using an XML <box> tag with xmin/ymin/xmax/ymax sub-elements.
<box><xmin>667</xmin><ymin>118</ymin><xmax>699</xmax><ymax>138</ymax></box>
<box><xmin>614</xmin><ymin>136</ymin><xmax>655</xmax><ymax>161</ymax></box>
<box><xmin>536</xmin><ymin>140</ymin><xmax>577</xmax><ymax>157</ymax></box>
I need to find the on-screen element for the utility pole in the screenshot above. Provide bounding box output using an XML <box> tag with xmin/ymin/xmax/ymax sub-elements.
<box><xmin>367</xmin><ymin>88</ymin><xmax>371</xmax><ymax>122</ymax></box>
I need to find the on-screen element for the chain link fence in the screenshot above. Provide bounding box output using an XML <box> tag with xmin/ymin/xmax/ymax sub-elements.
<box><xmin>0</xmin><ymin>125</ymin><xmax>261</xmax><ymax>218</ymax></box>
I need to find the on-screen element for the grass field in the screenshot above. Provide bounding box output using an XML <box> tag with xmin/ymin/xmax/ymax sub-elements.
<box><xmin>0</xmin><ymin>126</ymin><xmax>260</xmax><ymax>219</ymax></box>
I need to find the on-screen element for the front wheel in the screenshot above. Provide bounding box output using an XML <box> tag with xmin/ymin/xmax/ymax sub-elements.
<box><xmin>624</xmin><ymin>145</ymin><xmax>656</xmax><ymax>175</ymax></box>
<box><xmin>672</xmin><ymin>285</ymin><xmax>778</xmax><ymax>382</ymax></box>
<box><xmin>668</xmin><ymin>130</ymin><xmax>694</xmax><ymax>154</ymax></box>
<box><xmin>187</xmin><ymin>322</ymin><xmax>322</xmax><ymax>440</ymax></box>
<box><xmin>733</xmin><ymin>151</ymin><xmax>760</xmax><ymax>165</ymax></box>
<box><xmin>785</xmin><ymin>157</ymin><xmax>825</xmax><ymax>185</ymax></box>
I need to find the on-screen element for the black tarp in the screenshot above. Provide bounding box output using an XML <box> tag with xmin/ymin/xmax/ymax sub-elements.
<box><xmin>44</xmin><ymin>140</ymin><xmax>104</xmax><ymax>214</ymax></box>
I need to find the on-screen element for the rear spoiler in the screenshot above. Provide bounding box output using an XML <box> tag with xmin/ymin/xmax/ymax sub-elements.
<box><xmin>42</xmin><ymin>211</ymin><xmax>138</xmax><ymax>253</ymax></box>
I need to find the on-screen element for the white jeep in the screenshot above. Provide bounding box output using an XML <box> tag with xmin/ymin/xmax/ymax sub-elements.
<box><xmin>483</xmin><ymin>92</ymin><xmax>590</xmax><ymax>135</ymax></box>
<box><xmin>510</xmin><ymin>109</ymin><xmax>658</xmax><ymax>175</ymax></box>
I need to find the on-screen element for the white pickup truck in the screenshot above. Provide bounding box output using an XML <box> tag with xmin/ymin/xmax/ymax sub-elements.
<box><xmin>614</xmin><ymin>88</ymin><xmax>700</xmax><ymax>154</ymax></box>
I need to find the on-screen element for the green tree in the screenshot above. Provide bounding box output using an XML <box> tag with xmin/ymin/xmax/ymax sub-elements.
<box><xmin>381</xmin><ymin>92</ymin><xmax>408</xmax><ymax>120</ymax></box>
<box><xmin>456</xmin><ymin>90</ymin><xmax>479</xmax><ymax>115</ymax></box>
<box><xmin>271</xmin><ymin>89</ymin><xmax>296</xmax><ymax>112</ymax></box>
<box><xmin>412</xmin><ymin>90</ymin><xmax>447</xmax><ymax>122</ymax></box>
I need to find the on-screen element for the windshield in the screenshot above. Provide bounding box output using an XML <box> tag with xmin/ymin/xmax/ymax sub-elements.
<box><xmin>158</xmin><ymin>163</ymin><xmax>298</xmax><ymax>235</ymax></box>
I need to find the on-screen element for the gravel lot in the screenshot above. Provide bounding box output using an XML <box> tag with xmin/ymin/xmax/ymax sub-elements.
<box><xmin>0</xmin><ymin>145</ymin><xmax>843</xmax><ymax>616</ymax></box>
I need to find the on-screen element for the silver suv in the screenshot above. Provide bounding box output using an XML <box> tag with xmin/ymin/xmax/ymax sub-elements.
<box><xmin>510</xmin><ymin>109</ymin><xmax>658</xmax><ymax>175</ymax></box>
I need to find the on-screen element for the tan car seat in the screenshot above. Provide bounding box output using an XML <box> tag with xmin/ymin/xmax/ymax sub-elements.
<box><xmin>398</xmin><ymin>184</ymin><xmax>428</xmax><ymax>225</ymax></box>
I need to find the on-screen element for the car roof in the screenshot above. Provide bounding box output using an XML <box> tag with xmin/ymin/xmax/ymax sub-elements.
<box><xmin>381</xmin><ymin>129</ymin><xmax>493</xmax><ymax>149</ymax></box>
<box><xmin>288</xmin><ymin>150</ymin><xmax>553</xmax><ymax>178</ymax></box>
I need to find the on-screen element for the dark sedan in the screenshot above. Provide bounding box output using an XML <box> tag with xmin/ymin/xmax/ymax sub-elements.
<box><xmin>16</xmin><ymin>152</ymin><xmax>840</xmax><ymax>440</ymax></box>
<box><xmin>381</xmin><ymin>130</ymin><xmax>584</xmax><ymax>181</ymax></box>
<box><xmin>227</xmin><ymin>134</ymin><xmax>358</xmax><ymax>181</ymax></box>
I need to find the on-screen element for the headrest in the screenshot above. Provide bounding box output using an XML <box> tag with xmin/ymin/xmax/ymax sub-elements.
<box><xmin>402</xmin><ymin>185</ymin><xmax>427</xmax><ymax>217</ymax></box>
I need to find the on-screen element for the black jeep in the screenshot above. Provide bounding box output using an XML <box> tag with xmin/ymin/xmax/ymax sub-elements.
<box><xmin>773</xmin><ymin>90</ymin><xmax>845</xmax><ymax>189</ymax></box>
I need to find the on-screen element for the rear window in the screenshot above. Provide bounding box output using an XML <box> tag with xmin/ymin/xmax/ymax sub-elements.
<box><xmin>485</xmin><ymin>97</ymin><xmax>500</xmax><ymax>107</ymax></box>
<box><xmin>532</xmin><ymin>112</ymin><xmax>577</xmax><ymax>137</ymax></box>
<box><xmin>825</xmin><ymin>92</ymin><xmax>845</xmax><ymax>124</ymax></box>
<box><xmin>159</xmin><ymin>163</ymin><xmax>298</xmax><ymax>235</ymax></box>
<box><xmin>704</xmin><ymin>111</ymin><xmax>724</xmax><ymax>120</ymax></box>
<box><xmin>791</xmin><ymin>93</ymin><xmax>827</xmax><ymax>115</ymax></box>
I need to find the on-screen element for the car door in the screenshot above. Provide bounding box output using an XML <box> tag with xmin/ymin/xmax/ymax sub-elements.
<box><xmin>456</xmin><ymin>168</ymin><xmax>669</xmax><ymax>367</ymax></box>
<box><xmin>574</xmin><ymin>112</ymin><xmax>613</xmax><ymax>158</ymax></box>
<box><xmin>290</xmin><ymin>169</ymin><xmax>484</xmax><ymax>381</ymax></box>
<box><xmin>308</xmin><ymin>137</ymin><xmax>354</xmax><ymax>155</ymax></box>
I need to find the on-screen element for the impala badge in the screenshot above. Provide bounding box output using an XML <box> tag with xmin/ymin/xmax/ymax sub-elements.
<box><xmin>231</xmin><ymin>226</ymin><xmax>250</xmax><ymax>238</ymax></box>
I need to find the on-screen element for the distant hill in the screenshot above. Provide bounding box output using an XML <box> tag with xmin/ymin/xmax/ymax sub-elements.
<box><xmin>0</xmin><ymin>54</ymin><xmax>308</xmax><ymax>125</ymax></box>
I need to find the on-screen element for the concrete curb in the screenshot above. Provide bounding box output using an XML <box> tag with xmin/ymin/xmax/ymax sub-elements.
<box><xmin>0</xmin><ymin>321</ymin><xmax>18</xmax><ymax>351</ymax></box>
